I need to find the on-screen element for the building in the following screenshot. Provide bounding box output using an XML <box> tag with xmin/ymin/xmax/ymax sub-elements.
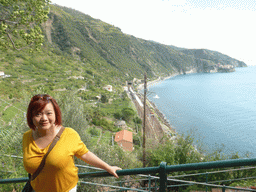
<box><xmin>115</xmin><ymin>120</ymin><xmax>127</xmax><ymax>129</ymax></box>
<box><xmin>103</xmin><ymin>85</ymin><xmax>113</xmax><ymax>92</ymax></box>
<box><xmin>0</xmin><ymin>71</ymin><xmax>4</xmax><ymax>77</ymax></box>
<box><xmin>115</xmin><ymin>130</ymin><xmax>133</xmax><ymax>151</ymax></box>
<box><xmin>127</xmin><ymin>81</ymin><xmax>133</xmax><ymax>91</ymax></box>
<box><xmin>68</xmin><ymin>76</ymin><xmax>84</xmax><ymax>80</ymax></box>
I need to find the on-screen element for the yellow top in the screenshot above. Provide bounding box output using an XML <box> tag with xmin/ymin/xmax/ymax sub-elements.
<box><xmin>23</xmin><ymin>127</ymin><xmax>89</xmax><ymax>192</ymax></box>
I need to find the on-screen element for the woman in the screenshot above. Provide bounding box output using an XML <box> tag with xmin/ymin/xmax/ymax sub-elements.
<box><xmin>23</xmin><ymin>94</ymin><xmax>121</xmax><ymax>192</ymax></box>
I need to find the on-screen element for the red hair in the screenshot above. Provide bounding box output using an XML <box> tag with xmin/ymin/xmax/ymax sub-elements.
<box><xmin>27</xmin><ymin>94</ymin><xmax>62</xmax><ymax>130</ymax></box>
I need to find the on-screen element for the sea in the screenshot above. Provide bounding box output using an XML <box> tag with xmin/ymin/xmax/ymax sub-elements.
<box><xmin>148</xmin><ymin>66</ymin><xmax>256</xmax><ymax>157</ymax></box>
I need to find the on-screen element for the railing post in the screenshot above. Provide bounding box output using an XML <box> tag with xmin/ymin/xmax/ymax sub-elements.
<box><xmin>159</xmin><ymin>162</ymin><xmax>167</xmax><ymax>192</ymax></box>
<box><xmin>222</xmin><ymin>185</ymin><xmax>226</xmax><ymax>192</ymax></box>
<box><xmin>205</xmin><ymin>172</ymin><xmax>208</xmax><ymax>192</ymax></box>
<box><xmin>148</xmin><ymin>175</ymin><xmax>151</xmax><ymax>191</ymax></box>
<box><xmin>119</xmin><ymin>181</ymin><xmax>123</xmax><ymax>192</ymax></box>
<box><xmin>154</xmin><ymin>178</ymin><xmax>157</xmax><ymax>192</ymax></box>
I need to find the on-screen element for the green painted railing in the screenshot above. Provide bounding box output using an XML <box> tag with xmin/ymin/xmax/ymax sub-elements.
<box><xmin>1</xmin><ymin>158</ymin><xmax>256</xmax><ymax>191</ymax></box>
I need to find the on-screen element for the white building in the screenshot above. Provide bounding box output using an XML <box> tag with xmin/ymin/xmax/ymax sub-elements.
<box><xmin>69</xmin><ymin>76</ymin><xmax>84</xmax><ymax>80</ymax></box>
<box><xmin>0</xmin><ymin>71</ymin><xmax>4</xmax><ymax>77</ymax></box>
<box><xmin>103</xmin><ymin>85</ymin><xmax>113</xmax><ymax>92</ymax></box>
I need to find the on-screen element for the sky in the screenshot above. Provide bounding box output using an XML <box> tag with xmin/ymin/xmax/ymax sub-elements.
<box><xmin>50</xmin><ymin>0</ymin><xmax>256</xmax><ymax>66</ymax></box>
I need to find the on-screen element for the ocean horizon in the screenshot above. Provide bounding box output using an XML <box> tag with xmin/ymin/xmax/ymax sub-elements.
<box><xmin>148</xmin><ymin>66</ymin><xmax>256</xmax><ymax>157</ymax></box>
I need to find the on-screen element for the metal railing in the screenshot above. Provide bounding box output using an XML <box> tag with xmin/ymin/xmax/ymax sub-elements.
<box><xmin>1</xmin><ymin>158</ymin><xmax>256</xmax><ymax>191</ymax></box>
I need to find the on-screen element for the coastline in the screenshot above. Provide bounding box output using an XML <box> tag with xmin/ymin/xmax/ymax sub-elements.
<box><xmin>137</xmin><ymin>72</ymin><xmax>180</xmax><ymax>91</ymax></box>
<box><xmin>137</xmin><ymin>68</ymin><xmax>198</xmax><ymax>91</ymax></box>
<box><xmin>135</xmin><ymin>73</ymin><xmax>182</xmax><ymax>136</ymax></box>
<box><xmin>147</xmin><ymin>98</ymin><xmax>176</xmax><ymax>134</ymax></box>
<box><xmin>134</xmin><ymin>69</ymin><xmax>199</xmax><ymax>137</ymax></box>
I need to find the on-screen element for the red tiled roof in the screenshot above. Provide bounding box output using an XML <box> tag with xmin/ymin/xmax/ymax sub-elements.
<box><xmin>115</xmin><ymin>130</ymin><xmax>133</xmax><ymax>143</ymax></box>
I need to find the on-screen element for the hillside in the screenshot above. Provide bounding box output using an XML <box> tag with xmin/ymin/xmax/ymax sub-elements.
<box><xmin>0</xmin><ymin>4</ymin><xmax>247</xmax><ymax>99</ymax></box>
<box><xmin>46</xmin><ymin>5</ymin><xmax>246</xmax><ymax>76</ymax></box>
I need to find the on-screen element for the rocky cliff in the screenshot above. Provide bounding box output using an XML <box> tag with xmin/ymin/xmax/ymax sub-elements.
<box><xmin>179</xmin><ymin>49</ymin><xmax>246</xmax><ymax>73</ymax></box>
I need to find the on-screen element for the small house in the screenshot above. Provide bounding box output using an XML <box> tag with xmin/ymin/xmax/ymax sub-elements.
<box><xmin>127</xmin><ymin>81</ymin><xmax>133</xmax><ymax>91</ymax></box>
<box><xmin>115</xmin><ymin>130</ymin><xmax>133</xmax><ymax>151</ymax></box>
<box><xmin>115</xmin><ymin>120</ymin><xmax>127</xmax><ymax>129</ymax></box>
<box><xmin>69</xmin><ymin>76</ymin><xmax>84</xmax><ymax>80</ymax></box>
<box><xmin>95</xmin><ymin>95</ymin><xmax>101</xmax><ymax>100</ymax></box>
<box><xmin>103</xmin><ymin>85</ymin><xmax>113</xmax><ymax>92</ymax></box>
<box><xmin>0</xmin><ymin>71</ymin><xmax>4</xmax><ymax>77</ymax></box>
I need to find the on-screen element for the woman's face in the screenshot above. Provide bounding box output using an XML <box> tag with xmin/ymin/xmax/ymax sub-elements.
<box><xmin>32</xmin><ymin>103</ymin><xmax>56</xmax><ymax>131</ymax></box>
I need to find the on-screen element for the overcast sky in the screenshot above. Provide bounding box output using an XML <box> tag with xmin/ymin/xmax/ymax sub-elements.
<box><xmin>50</xmin><ymin>0</ymin><xmax>256</xmax><ymax>66</ymax></box>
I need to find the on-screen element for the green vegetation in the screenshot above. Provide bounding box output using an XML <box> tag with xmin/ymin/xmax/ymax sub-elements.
<box><xmin>0</xmin><ymin>0</ymin><xmax>50</xmax><ymax>51</ymax></box>
<box><xmin>0</xmin><ymin>2</ymin><xmax>252</xmax><ymax>191</ymax></box>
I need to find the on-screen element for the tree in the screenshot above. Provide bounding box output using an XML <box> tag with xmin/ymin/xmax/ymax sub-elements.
<box><xmin>174</xmin><ymin>134</ymin><xmax>201</xmax><ymax>165</ymax></box>
<box><xmin>146</xmin><ymin>139</ymin><xmax>175</xmax><ymax>167</ymax></box>
<box><xmin>0</xmin><ymin>0</ymin><xmax>50</xmax><ymax>51</ymax></box>
<box><xmin>121</xmin><ymin>107</ymin><xmax>135</xmax><ymax>121</ymax></box>
<box><xmin>101</xmin><ymin>94</ymin><xmax>108</xmax><ymax>103</ymax></box>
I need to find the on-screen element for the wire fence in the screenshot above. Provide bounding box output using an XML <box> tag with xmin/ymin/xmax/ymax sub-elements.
<box><xmin>1</xmin><ymin>155</ymin><xmax>256</xmax><ymax>191</ymax></box>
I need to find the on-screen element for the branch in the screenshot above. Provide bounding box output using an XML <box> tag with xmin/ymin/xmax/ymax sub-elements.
<box><xmin>0</xmin><ymin>19</ymin><xmax>18</xmax><ymax>25</ymax></box>
<box><xmin>5</xmin><ymin>29</ymin><xmax>33</xmax><ymax>51</ymax></box>
<box><xmin>6</xmin><ymin>30</ymin><xmax>21</xmax><ymax>50</ymax></box>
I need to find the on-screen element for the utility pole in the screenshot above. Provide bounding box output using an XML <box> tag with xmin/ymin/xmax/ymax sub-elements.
<box><xmin>143</xmin><ymin>73</ymin><xmax>147</xmax><ymax>168</ymax></box>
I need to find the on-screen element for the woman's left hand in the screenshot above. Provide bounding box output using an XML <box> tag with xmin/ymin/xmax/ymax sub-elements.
<box><xmin>81</xmin><ymin>152</ymin><xmax>122</xmax><ymax>178</ymax></box>
<box><xmin>106</xmin><ymin>166</ymin><xmax>122</xmax><ymax>178</ymax></box>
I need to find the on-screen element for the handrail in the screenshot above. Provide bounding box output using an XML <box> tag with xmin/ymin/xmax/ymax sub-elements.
<box><xmin>165</xmin><ymin>158</ymin><xmax>256</xmax><ymax>172</ymax></box>
<box><xmin>168</xmin><ymin>178</ymin><xmax>256</xmax><ymax>191</ymax></box>
<box><xmin>1</xmin><ymin>158</ymin><xmax>256</xmax><ymax>191</ymax></box>
<box><xmin>169</xmin><ymin>166</ymin><xmax>256</xmax><ymax>178</ymax></box>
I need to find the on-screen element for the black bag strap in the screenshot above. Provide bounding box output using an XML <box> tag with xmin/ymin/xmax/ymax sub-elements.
<box><xmin>31</xmin><ymin>126</ymin><xmax>65</xmax><ymax>181</ymax></box>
